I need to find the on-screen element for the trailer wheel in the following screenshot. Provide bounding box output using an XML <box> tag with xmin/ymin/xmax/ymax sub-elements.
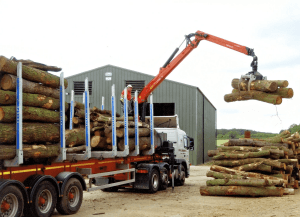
<box><xmin>0</xmin><ymin>186</ymin><xmax>24</xmax><ymax>217</ymax></box>
<box><xmin>176</xmin><ymin>165</ymin><xmax>185</xmax><ymax>186</ymax></box>
<box><xmin>56</xmin><ymin>178</ymin><xmax>83</xmax><ymax>215</ymax></box>
<box><xmin>148</xmin><ymin>169</ymin><xmax>160</xmax><ymax>193</ymax></box>
<box><xmin>159</xmin><ymin>168</ymin><xmax>168</xmax><ymax>190</ymax></box>
<box><xmin>29</xmin><ymin>181</ymin><xmax>57</xmax><ymax>217</ymax></box>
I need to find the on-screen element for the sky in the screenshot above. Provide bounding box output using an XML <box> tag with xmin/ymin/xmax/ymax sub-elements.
<box><xmin>1</xmin><ymin>0</ymin><xmax>299</xmax><ymax>133</ymax></box>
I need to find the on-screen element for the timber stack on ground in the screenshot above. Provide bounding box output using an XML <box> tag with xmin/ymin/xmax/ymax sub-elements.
<box><xmin>224</xmin><ymin>79</ymin><xmax>293</xmax><ymax>105</ymax></box>
<box><xmin>201</xmin><ymin>131</ymin><xmax>300</xmax><ymax>197</ymax></box>
<box><xmin>0</xmin><ymin>55</ymin><xmax>68</xmax><ymax>160</ymax></box>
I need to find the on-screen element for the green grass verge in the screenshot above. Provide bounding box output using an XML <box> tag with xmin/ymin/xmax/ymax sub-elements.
<box><xmin>217</xmin><ymin>139</ymin><xmax>228</xmax><ymax>146</ymax></box>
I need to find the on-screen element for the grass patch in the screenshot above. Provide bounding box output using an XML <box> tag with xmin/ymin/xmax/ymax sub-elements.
<box><xmin>217</xmin><ymin>139</ymin><xmax>228</xmax><ymax>146</ymax></box>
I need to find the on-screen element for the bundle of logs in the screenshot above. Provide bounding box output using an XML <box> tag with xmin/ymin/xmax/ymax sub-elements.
<box><xmin>66</xmin><ymin>104</ymin><xmax>153</xmax><ymax>154</ymax></box>
<box><xmin>224</xmin><ymin>79</ymin><xmax>293</xmax><ymax>105</ymax></box>
<box><xmin>0</xmin><ymin>55</ymin><xmax>68</xmax><ymax>160</ymax></box>
<box><xmin>200</xmin><ymin>131</ymin><xmax>300</xmax><ymax>197</ymax></box>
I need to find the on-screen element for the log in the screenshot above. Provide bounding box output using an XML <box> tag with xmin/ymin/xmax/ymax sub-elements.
<box><xmin>208</xmin><ymin>150</ymin><xmax>219</xmax><ymax>157</ymax></box>
<box><xmin>94</xmin><ymin>130</ymin><xmax>105</xmax><ymax>137</ymax></box>
<box><xmin>0</xmin><ymin>90</ymin><xmax>68</xmax><ymax>110</ymax></box>
<box><xmin>74</xmin><ymin>101</ymin><xmax>85</xmax><ymax>110</ymax></box>
<box><xmin>283</xmin><ymin>188</ymin><xmax>294</xmax><ymax>195</ymax></box>
<box><xmin>10</xmin><ymin>57</ymin><xmax>62</xmax><ymax>72</ymax></box>
<box><xmin>233</xmin><ymin>162</ymin><xmax>263</xmax><ymax>171</ymax></box>
<box><xmin>118</xmin><ymin>137</ymin><xmax>151</xmax><ymax>151</ymax></box>
<box><xmin>206</xmin><ymin>171</ymin><xmax>246</xmax><ymax>179</ymax></box>
<box><xmin>73</xmin><ymin>117</ymin><xmax>84</xmax><ymax>125</ymax></box>
<box><xmin>65</xmin><ymin>128</ymin><xmax>85</xmax><ymax>147</ymax></box>
<box><xmin>218</xmin><ymin>146</ymin><xmax>261</xmax><ymax>152</ymax></box>
<box><xmin>0</xmin><ymin>123</ymin><xmax>60</xmax><ymax>144</ymax></box>
<box><xmin>200</xmin><ymin>186</ymin><xmax>283</xmax><ymax>197</ymax></box>
<box><xmin>116</xmin><ymin>128</ymin><xmax>150</xmax><ymax>138</ymax></box>
<box><xmin>91</xmin><ymin>136</ymin><xmax>107</xmax><ymax>148</ymax></box>
<box><xmin>256</xmin><ymin>164</ymin><xmax>272</xmax><ymax>173</ymax></box>
<box><xmin>229</xmin><ymin>138</ymin><xmax>289</xmax><ymax>147</ymax></box>
<box><xmin>1</xmin><ymin>74</ymin><xmax>60</xmax><ymax>99</ymax></box>
<box><xmin>210</xmin><ymin>165</ymin><xmax>285</xmax><ymax>182</ymax></box>
<box><xmin>66</xmin><ymin>145</ymin><xmax>85</xmax><ymax>153</ymax></box>
<box><xmin>264</xmin><ymin>130</ymin><xmax>291</xmax><ymax>143</ymax></box>
<box><xmin>212</xmin><ymin>150</ymin><xmax>270</xmax><ymax>160</ymax></box>
<box><xmin>269</xmin><ymin>80</ymin><xmax>289</xmax><ymax>88</ymax></box>
<box><xmin>0</xmin><ymin>56</ymin><xmax>68</xmax><ymax>88</ymax></box>
<box><xmin>225</xmin><ymin>90</ymin><xmax>282</xmax><ymax>105</ymax></box>
<box><xmin>92</xmin><ymin>106</ymin><xmax>120</xmax><ymax>117</ymax></box>
<box><xmin>0</xmin><ymin>106</ymin><xmax>65</xmax><ymax>123</ymax></box>
<box><xmin>231</xmin><ymin>78</ymin><xmax>278</xmax><ymax>92</ymax></box>
<box><xmin>213</xmin><ymin>158</ymin><xmax>266</xmax><ymax>167</ymax></box>
<box><xmin>206</xmin><ymin>178</ymin><xmax>284</xmax><ymax>187</ymax></box>
<box><xmin>0</xmin><ymin>144</ymin><xmax>60</xmax><ymax>160</ymax></box>
<box><xmin>271</xmin><ymin>88</ymin><xmax>293</xmax><ymax>98</ymax></box>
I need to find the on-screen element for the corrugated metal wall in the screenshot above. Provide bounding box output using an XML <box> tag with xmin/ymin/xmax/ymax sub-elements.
<box><xmin>65</xmin><ymin>65</ymin><xmax>215</xmax><ymax>165</ymax></box>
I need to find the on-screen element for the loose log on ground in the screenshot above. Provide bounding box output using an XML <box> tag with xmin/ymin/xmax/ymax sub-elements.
<box><xmin>213</xmin><ymin>158</ymin><xmax>266</xmax><ymax>167</ymax></box>
<box><xmin>0</xmin><ymin>123</ymin><xmax>60</xmax><ymax>144</ymax></box>
<box><xmin>200</xmin><ymin>186</ymin><xmax>283</xmax><ymax>197</ymax></box>
<box><xmin>231</xmin><ymin>78</ymin><xmax>278</xmax><ymax>92</ymax></box>
<box><xmin>210</xmin><ymin>165</ymin><xmax>285</xmax><ymax>182</ymax></box>
<box><xmin>218</xmin><ymin>146</ymin><xmax>261</xmax><ymax>152</ymax></box>
<box><xmin>118</xmin><ymin>137</ymin><xmax>151</xmax><ymax>151</ymax></box>
<box><xmin>0</xmin><ymin>90</ymin><xmax>68</xmax><ymax>110</ymax></box>
<box><xmin>66</xmin><ymin>145</ymin><xmax>86</xmax><ymax>153</ymax></box>
<box><xmin>229</xmin><ymin>138</ymin><xmax>289</xmax><ymax>147</ymax></box>
<box><xmin>0</xmin><ymin>106</ymin><xmax>65</xmax><ymax>123</ymax></box>
<box><xmin>213</xmin><ymin>150</ymin><xmax>270</xmax><ymax>160</ymax></box>
<box><xmin>233</xmin><ymin>162</ymin><xmax>263</xmax><ymax>171</ymax></box>
<box><xmin>65</xmin><ymin>128</ymin><xmax>85</xmax><ymax>147</ymax></box>
<box><xmin>0</xmin><ymin>144</ymin><xmax>60</xmax><ymax>160</ymax></box>
<box><xmin>283</xmin><ymin>188</ymin><xmax>295</xmax><ymax>195</ymax></box>
<box><xmin>1</xmin><ymin>74</ymin><xmax>60</xmax><ymax>99</ymax></box>
<box><xmin>206</xmin><ymin>178</ymin><xmax>284</xmax><ymax>187</ymax></box>
<box><xmin>0</xmin><ymin>56</ymin><xmax>68</xmax><ymax>88</ymax></box>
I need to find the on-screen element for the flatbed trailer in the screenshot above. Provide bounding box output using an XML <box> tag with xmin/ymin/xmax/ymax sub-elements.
<box><xmin>0</xmin><ymin>67</ymin><xmax>193</xmax><ymax>217</ymax></box>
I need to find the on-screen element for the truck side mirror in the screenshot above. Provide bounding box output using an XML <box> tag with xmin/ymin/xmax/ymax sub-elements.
<box><xmin>189</xmin><ymin>137</ymin><xmax>194</xmax><ymax>151</ymax></box>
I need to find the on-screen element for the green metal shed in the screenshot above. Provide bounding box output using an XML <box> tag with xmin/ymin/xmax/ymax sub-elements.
<box><xmin>65</xmin><ymin>65</ymin><xmax>216</xmax><ymax>165</ymax></box>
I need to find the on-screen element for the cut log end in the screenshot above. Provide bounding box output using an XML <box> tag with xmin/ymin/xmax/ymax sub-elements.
<box><xmin>0</xmin><ymin>74</ymin><xmax>12</xmax><ymax>90</ymax></box>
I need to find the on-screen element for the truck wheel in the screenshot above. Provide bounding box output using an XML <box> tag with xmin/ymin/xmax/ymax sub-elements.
<box><xmin>148</xmin><ymin>169</ymin><xmax>160</xmax><ymax>193</ymax></box>
<box><xmin>29</xmin><ymin>181</ymin><xmax>57</xmax><ymax>217</ymax></box>
<box><xmin>56</xmin><ymin>178</ymin><xmax>83</xmax><ymax>215</ymax></box>
<box><xmin>159</xmin><ymin>168</ymin><xmax>168</xmax><ymax>190</ymax></box>
<box><xmin>0</xmin><ymin>186</ymin><xmax>24</xmax><ymax>217</ymax></box>
<box><xmin>176</xmin><ymin>165</ymin><xmax>185</xmax><ymax>186</ymax></box>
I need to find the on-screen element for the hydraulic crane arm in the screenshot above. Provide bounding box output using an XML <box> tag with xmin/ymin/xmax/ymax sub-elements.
<box><xmin>137</xmin><ymin>30</ymin><xmax>260</xmax><ymax>104</ymax></box>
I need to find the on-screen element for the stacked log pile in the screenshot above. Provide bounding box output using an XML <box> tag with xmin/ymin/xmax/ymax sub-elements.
<box><xmin>224</xmin><ymin>79</ymin><xmax>293</xmax><ymax>105</ymax></box>
<box><xmin>200</xmin><ymin>131</ymin><xmax>300</xmax><ymax>197</ymax></box>
<box><xmin>68</xmin><ymin>105</ymin><xmax>153</xmax><ymax>153</ymax></box>
<box><xmin>0</xmin><ymin>55</ymin><xmax>68</xmax><ymax>160</ymax></box>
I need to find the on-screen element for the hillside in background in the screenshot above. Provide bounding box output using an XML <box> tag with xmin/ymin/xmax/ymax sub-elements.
<box><xmin>218</xmin><ymin>124</ymin><xmax>300</xmax><ymax>140</ymax></box>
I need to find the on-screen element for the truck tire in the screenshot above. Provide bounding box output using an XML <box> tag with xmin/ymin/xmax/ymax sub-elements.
<box><xmin>148</xmin><ymin>169</ymin><xmax>160</xmax><ymax>193</ymax></box>
<box><xmin>176</xmin><ymin>165</ymin><xmax>185</xmax><ymax>186</ymax></box>
<box><xmin>0</xmin><ymin>186</ymin><xmax>24</xmax><ymax>217</ymax></box>
<box><xmin>28</xmin><ymin>180</ymin><xmax>57</xmax><ymax>217</ymax></box>
<box><xmin>159</xmin><ymin>168</ymin><xmax>168</xmax><ymax>190</ymax></box>
<box><xmin>56</xmin><ymin>178</ymin><xmax>83</xmax><ymax>215</ymax></box>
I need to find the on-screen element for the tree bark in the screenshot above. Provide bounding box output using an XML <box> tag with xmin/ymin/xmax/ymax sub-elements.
<box><xmin>72</xmin><ymin>117</ymin><xmax>84</xmax><ymax>125</ymax></box>
<box><xmin>233</xmin><ymin>162</ymin><xmax>263</xmax><ymax>171</ymax></box>
<box><xmin>208</xmin><ymin>150</ymin><xmax>219</xmax><ymax>157</ymax></box>
<box><xmin>66</xmin><ymin>145</ymin><xmax>86</xmax><ymax>153</ymax></box>
<box><xmin>0</xmin><ymin>90</ymin><xmax>68</xmax><ymax>111</ymax></box>
<box><xmin>91</xmin><ymin>135</ymin><xmax>107</xmax><ymax>148</ymax></box>
<box><xmin>0</xmin><ymin>144</ymin><xmax>60</xmax><ymax>160</ymax></box>
<box><xmin>0</xmin><ymin>56</ymin><xmax>68</xmax><ymax>88</ymax></box>
<box><xmin>10</xmin><ymin>58</ymin><xmax>62</xmax><ymax>72</ymax></box>
<box><xmin>264</xmin><ymin>130</ymin><xmax>291</xmax><ymax>143</ymax></box>
<box><xmin>0</xmin><ymin>106</ymin><xmax>65</xmax><ymax>123</ymax></box>
<box><xmin>206</xmin><ymin>178</ymin><xmax>284</xmax><ymax>187</ymax></box>
<box><xmin>118</xmin><ymin>137</ymin><xmax>151</xmax><ymax>151</ymax></box>
<box><xmin>92</xmin><ymin>106</ymin><xmax>120</xmax><ymax>117</ymax></box>
<box><xmin>200</xmin><ymin>186</ymin><xmax>283</xmax><ymax>197</ymax></box>
<box><xmin>206</xmin><ymin>171</ymin><xmax>246</xmax><ymax>179</ymax></box>
<box><xmin>269</xmin><ymin>80</ymin><xmax>289</xmax><ymax>88</ymax></box>
<box><xmin>213</xmin><ymin>158</ymin><xmax>265</xmax><ymax>167</ymax></box>
<box><xmin>231</xmin><ymin>78</ymin><xmax>278</xmax><ymax>92</ymax></box>
<box><xmin>212</xmin><ymin>150</ymin><xmax>270</xmax><ymax>160</ymax></box>
<box><xmin>1</xmin><ymin>74</ymin><xmax>61</xmax><ymax>99</ymax></box>
<box><xmin>228</xmin><ymin>139</ymin><xmax>289</xmax><ymax>147</ymax></box>
<box><xmin>283</xmin><ymin>188</ymin><xmax>294</xmax><ymax>195</ymax></box>
<box><xmin>74</xmin><ymin>101</ymin><xmax>85</xmax><ymax>110</ymax></box>
<box><xmin>116</xmin><ymin>128</ymin><xmax>150</xmax><ymax>138</ymax></box>
<box><xmin>0</xmin><ymin>123</ymin><xmax>60</xmax><ymax>144</ymax></box>
<box><xmin>224</xmin><ymin>90</ymin><xmax>282</xmax><ymax>105</ymax></box>
<box><xmin>210</xmin><ymin>165</ymin><xmax>285</xmax><ymax>182</ymax></box>
<box><xmin>271</xmin><ymin>88</ymin><xmax>293</xmax><ymax>98</ymax></box>
<box><xmin>65</xmin><ymin>128</ymin><xmax>85</xmax><ymax>147</ymax></box>
<box><xmin>218</xmin><ymin>146</ymin><xmax>261</xmax><ymax>152</ymax></box>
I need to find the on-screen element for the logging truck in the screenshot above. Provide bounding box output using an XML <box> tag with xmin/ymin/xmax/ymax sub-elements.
<box><xmin>0</xmin><ymin>30</ymin><xmax>262</xmax><ymax>216</ymax></box>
